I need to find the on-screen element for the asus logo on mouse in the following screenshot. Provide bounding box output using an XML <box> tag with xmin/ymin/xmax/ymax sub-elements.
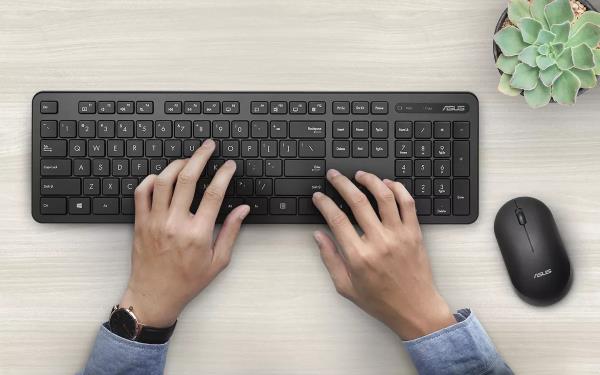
<box><xmin>533</xmin><ymin>269</ymin><xmax>552</xmax><ymax>279</ymax></box>
<box><xmin>442</xmin><ymin>105</ymin><xmax>467</xmax><ymax>112</ymax></box>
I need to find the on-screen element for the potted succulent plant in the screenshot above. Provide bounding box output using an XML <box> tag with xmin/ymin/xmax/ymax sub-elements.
<box><xmin>493</xmin><ymin>0</ymin><xmax>600</xmax><ymax>107</ymax></box>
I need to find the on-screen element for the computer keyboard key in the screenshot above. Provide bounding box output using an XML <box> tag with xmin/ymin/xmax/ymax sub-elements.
<box><xmin>136</xmin><ymin>121</ymin><xmax>153</xmax><ymax>138</ymax></box>
<box><xmin>251</xmin><ymin>101</ymin><xmax>268</xmax><ymax>114</ymax></box>
<box><xmin>453</xmin><ymin>122</ymin><xmax>470</xmax><ymax>138</ymax></box>
<box><xmin>98</xmin><ymin>121</ymin><xmax>115</xmax><ymax>138</ymax></box>
<box><xmin>434</xmin><ymin>141</ymin><xmax>450</xmax><ymax>157</ymax></box>
<box><xmin>79</xmin><ymin>121</ymin><xmax>96</xmax><ymax>138</ymax></box>
<box><xmin>265</xmin><ymin>160</ymin><xmax>282</xmax><ymax>176</ymax></box>
<box><xmin>232</xmin><ymin>121</ymin><xmax>249</xmax><ymax>138</ymax></box>
<box><xmin>371</xmin><ymin>102</ymin><xmax>388</xmax><ymax>114</ymax></box>
<box><xmin>150</xmin><ymin>159</ymin><xmax>167</xmax><ymax>174</ymax></box>
<box><xmin>41</xmin><ymin>140</ymin><xmax>67</xmax><ymax>157</ymax></box>
<box><xmin>309</xmin><ymin>101</ymin><xmax>326</xmax><ymax>114</ymax></box>
<box><xmin>41</xmin><ymin>198</ymin><xmax>66</xmax><ymax>214</ymax></box>
<box><xmin>434</xmin><ymin>160</ymin><xmax>451</xmax><ymax>177</ymax></box>
<box><xmin>117</xmin><ymin>101</ymin><xmax>134</xmax><ymax>114</ymax></box>
<box><xmin>290</xmin><ymin>121</ymin><xmax>325</xmax><ymax>138</ymax></box>
<box><xmin>73</xmin><ymin>159</ymin><xmax>91</xmax><ymax>176</ymax></box>
<box><xmin>415</xmin><ymin>122</ymin><xmax>432</xmax><ymax>138</ymax></box>
<box><xmin>165</xmin><ymin>101</ymin><xmax>182</xmax><ymax>114</ymax></box>
<box><xmin>136</xmin><ymin>101</ymin><xmax>153</xmax><ymax>114</ymax></box>
<box><xmin>41</xmin><ymin>179</ymin><xmax>80</xmax><ymax>196</ymax></box>
<box><xmin>208</xmin><ymin>160</ymin><xmax>225</xmax><ymax>176</ymax></box>
<box><xmin>332</xmin><ymin>140</ymin><xmax>350</xmax><ymax>158</ymax></box>
<box><xmin>352</xmin><ymin>141</ymin><xmax>368</xmax><ymax>158</ymax></box>
<box><xmin>146</xmin><ymin>139</ymin><xmax>163</xmax><ymax>157</ymax></box>
<box><xmin>270</xmin><ymin>197</ymin><xmax>297</xmax><ymax>215</ymax></box>
<box><xmin>41</xmin><ymin>120</ymin><xmax>58</xmax><ymax>138</ymax></box>
<box><xmin>352</xmin><ymin>101</ymin><xmax>369</xmax><ymax>114</ymax></box>
<box><xmin>260</xmin><ymin>140</ymin><xmax>277</xmax><ymax>157</ymax></box>
<box><xmin>289</xmin><ymin>102</ymin><xmax>306</xmax><ymax>114</ymax></box>
<box><xmin>223</xmin><ymin>101</ymin><xmax>239</xmax><ymax>114</ymax></box>
<box><xmin>92</xmin><ymin>159</ymin><xmax>110</xmax><ymax>176</ymax></box>
<box><xmin>78</xmin><ymin>101</ymin><xmax>96</xmax><ymax>114</ymax></box>
<box><xmin>175</xmin><ymin>121</ymin><xmax>192</xmax><ymax>138</ymax></box>
<box><xmin>117</xmin><ymin>121</ymin><xmax>134</xmax><ymax>138</ymax></box>
<box><xmin>453</xmin><ymin>141</ymin><xmax>470</xmax><ymax>177</ymax></box>
<box><xmin>98</xmin><ymin>101</ymin><xmax>115</xmax><ymax>114</ymax></box>
<box><xmin>41</xmin><ymin>159</ymin><xmax>71</xmax><ymax>176</ymax></box>
<box><xmin>155</xmin><ymin>121</ymin><xmax>172</xmax><ymax>138</ymax></box>
<box><xmin>352</xmin><ymin>121</ymin><xmax>369</xmax><ymax>139</ymax></box>
<box><xmin>395</xmin><ymin>178</ymin><xmax>412</xmax><ymax>194</ymax></box>
<box><xmin>371</xmin><ymin>140</ymin><xmax>388</xmax><ymax>158</ymax></box>
<box><xmin>69</xmin><ymin>197</ymin><xmax>90</xmax><ymax>214</ymax></box>
<box><xmin>112</xmin><ymin>159</ymin><xmax>129</xmax><ymax>176</ymax></box>
<box><xmin>415</xmin><ymin>179</ymin><xmax>432</xmax><ymax>196</ymax></box>
<box><xmin>222</xmin><ymin>140</ymin><xmax>239</xmax><ymax>157</ymax></box>
<box><xmin>280</xmin><ymin>140</ymin><xmax>297</xmax><ymax>157</ymax></box>
<box><xmin>83</xmin><ymin>178</ymin><xmax>100</xmax><ymax>195</ymax></box>
<box><xmin>122</xmin><ymin>179</ymin><xmax>138</xmax><ymax>195</ymax></box>
<box><xmin>246</xmin><ymin>160</ymin><xmax>263</xmax><ymax>176</ymax></box>
<box><xmin>299</xmin><ymin>140</ymin><xmax>325</xmax><ymax>158</ymax></box>
<box><xmin>121</xmin><ymin>198</ymin><xmax>135</xmax><ymax>215</ymax></box>
<box><xmin>165</xmin><ymin>140</ymin><xmax>182</xmax><ymax>157</ymax></box>
<box><xmin>415</xmin><ymin>199</ymin><xmax>431</xmax><ymax>215</ymax></box>
<box><xmin>415</xmin><ymin>141</ymin><xmax>431</xmax><ymax>157</ymax></box>
<box><xmin>453</xmin><ymin>179</ymin><xmax>470</xmax><ymax>215</ymax></box>
<box><xmin>103</xmin><ymin>178</ymin><xmax>119</xmax><ymax>195</ymax></box>
<box><xmin>59</xmin><ymin>121</ymin><xmax>77</xmax><ymax>138</ymax></box>
<box><xmin>434</xmin><ymin>199</ymin><xmax>451</xmax><ymax>216</ymax></box>
<box><xmin>221</xmin><ymin>198</ymin><xmax>244</xmax><ymax>214</ymax></box>
<box><xmin>333</xmin><ymin>121</ymin><xmax>350</xmax><ymax>138</ymax></box>
<box><xmin>245</xmin><ymin>198</ymin><xmax>268</xmax><ymax>215</ymax></box>
<box><xmin>93</xmin><ymin>198</ymin><xmax>119</xmax><ymax>214</ymax></box>
<box><xmin>299</xmin><ymin>197</ymin><xmax>319</xmax><ymax>215</ymax></box>
<box><xmin>40</xmin><ymin>101</ymin><xmax>58</xmax><ymax>114</ymax></box>
<box><xmin>242</xmin><ymin>140</ymin><xmax>259</xmax><ymax>157</ymax></box>
<box><xmin>69</xmin><ymin>140</ymin><xmax>86</xmax><ymax>157</ymax></box>
<box><xmin>193</xmin><ymin>120</ymin><xmax>210</xmax><ymax>138</ymax></box>
<box><xmin>255</xmin><ymin>179</ymin><xmax>273</xmax><ymax>196</ymax></box>
<box><xmin>270</xmin><ymin>101</ymin><xmax>287</xmax><ymax>114</ymax></box>
<box><xmin>434</xmin><ymin>122</ymin><xmax>451</xmax><ymax>139</ymax></box>
<box><xmin>251</xmin><ymin>121</ymin><xmax>268</xmax><ymax>138</ymax></box>
<box><xmin>203</xmin><ymin>101</ymin><xmax>220</xmax><ymax>114</ymax></box>
<box><xmin>434</xmin><ymin>179</ymin><xmax>450</xmax><ymax>196</ymax></box>
<box><xmin>371</xmin><ymin>121</ymin><xmax>388</xmax><ymax>138</ymax></box>
<box><xmin>88</xmin><ymin>140</ymin><xmax>105</xmax><ymax>157</ymax></box>
<box><xmin>213</xmin><ymin>121</ymin><xmax>230</xmax><ymax>138</ymax></box>
<box><xmin>285</xmin><ymin>160</ymin><xmax>325</xmax><ymax>176</ymax></box>
<box><xmin>395</xmin><ymin>160</ymin><xmax>412</xmax><ymax>177</ymax></box>
<box><xmin>184</xmin><ymin>101</ymin><xmax>202</xmax><ymax>114</ymax></box>
<box><xmin>131</xmin><ymin>159</ymin><xmax>148</xmax><ymax>176</ymax></box>
<box><xmin>395</xmin><ymin>121</ymin><xmax>412</xmax><ymax>138</ymax></box>
<box><xmin>395</xmin><ymin>140</ymin><xmax>412</xmax><ymax>157</ymax></box>
<box><xmin>415</xmin><ymin>160</ymin><xmax>431</xmax><ymax>177</ymax></box>
<box><xmin>236</xmin><ymin>179</ymin><xmax>253</xmax><ymax>196</ymax></box>
<box><xmin>275</xmin><ymin>178</ymin><xmax>325</xmax><ymax>196</ymax></box>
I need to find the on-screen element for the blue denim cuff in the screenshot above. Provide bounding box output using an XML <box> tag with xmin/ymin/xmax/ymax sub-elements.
<box><xmin>80</xmin><ymin>323</ymin><xmax>168</xmax><ymax>375</ymax></box>
<box><xmin>404</xmin><ymin>309</ymin><xmax>509</xmax><ymax>375</ymax></box>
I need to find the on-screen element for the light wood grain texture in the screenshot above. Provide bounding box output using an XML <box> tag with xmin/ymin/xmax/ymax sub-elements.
<box><xmin>1</xmin><ymin>0</ymin><xmax>599</xmax><ymax>374</ymax></box>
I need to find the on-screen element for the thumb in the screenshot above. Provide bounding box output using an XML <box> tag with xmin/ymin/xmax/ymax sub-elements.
<box><xmin>211</xmin><ymin>204</ymin><xmax>250</xmax><ymax>272</ymax></box>
<box><xmin>314</xmin><ymin>230</ymin><xmax>355</xmax><ymax>300</ymax></box>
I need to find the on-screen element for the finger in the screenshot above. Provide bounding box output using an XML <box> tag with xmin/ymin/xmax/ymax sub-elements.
<box><xmin>152</xmin><ymin>159</ymin><xmax>188</xmax><ymax>214</ymax></box>
<box><xmin>134</xmin><ymin>174</ymin><xmax>156</xmax><ymax>217</ymax></box>
<box><xmin>384</xmin><ymin>179</ymin><xmax>419</xmax><ymax>228</ymax></box>
<box><xmin>326</xmin><ymin>169</ymin><xmax>381</xmax><ymax>235</ymax></box>
<box><xmin>211</xmin><ymin>204</ymin><xmax>250</xmax><ymax>273</ymax></box>
<box><xmin>195</xmin><ymin>159</ymin><xmax>236</xmax><ymax>226</ymax></box>
<box><xmin>354</xmin><ymin>170</ymin><xmax>401</xmax><ymax>228</ymax></box>
<box><xmin>314</xmin><ymin>230</ymin><xmax>355</xmax><ymax>300</ymax></box>
<box><xmin>170</xmin><ymin>140</ymin><xmax>215</xmax><ymax>214</ymax></box>
<box><xmin>312</xmin><ymin>191</ymin><xmax>362</xmax><ymax>257</ymax></box>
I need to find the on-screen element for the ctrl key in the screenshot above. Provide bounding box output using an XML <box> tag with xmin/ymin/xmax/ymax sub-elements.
<box><xmin>40</xmin><ymin>198</ymin><xmax>66</xmax><ymax>214</ymax></box>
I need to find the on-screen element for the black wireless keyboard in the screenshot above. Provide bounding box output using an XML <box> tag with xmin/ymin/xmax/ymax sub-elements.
<box><xmin>32</xmin><ymin>92</ymin><xmax>478</xmax><ymax>224</ymax></box>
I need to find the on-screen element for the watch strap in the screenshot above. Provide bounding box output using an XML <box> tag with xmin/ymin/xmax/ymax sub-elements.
<box><xmin>137</xmin><ymin>321</ymin><xmax>177</xmax><ymax>344</ymax></box>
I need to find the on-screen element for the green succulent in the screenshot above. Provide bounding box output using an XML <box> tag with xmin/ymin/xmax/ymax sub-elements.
<box><xmin>494</xmin><ymin>0</ymin><xmax>600</xmax><ymax>108</ymax></box>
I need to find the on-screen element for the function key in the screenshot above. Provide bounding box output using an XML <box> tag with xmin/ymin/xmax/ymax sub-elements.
<box><xmin>203</xmin><ymin>101</ymin><xmax>220</xmax><ymax>114</ymax></box>
<box><xmin>453</xmin><ymin>121</ymin><xmax>470</xmax><ymax>139</ymax></box>
<box><xmin>78</xmin><ymin>101</ymin><xmax>96</xmax><ymax>114</ymax></box>
<box><xmin>371</xmin><ymin>101</ymin><xmax>388</xmax><ymax>114</ymax></box>
<box><xmin>117</xmin><ymin>101</ymin><xmax>134</xmax><ymax>114</ymax></box>
<box><xmin>136</xmin><ymin>101</ymin><xmax>154</xmax><ymax>114</ymax></box>
<box><xmin>251</xmin><ymin>101</ymin><xmax>268</xmax><ymax>114</ymax></box>
<box><xmin>352</xmin><ymin>101</ymin><xmax>369</xmax><ymax>114</ymax></box>
<box><xmin>290</xmin><ymin>101</ymin><xmax>307</xmax><ymax>114</ymax></box>
<box><xmin>184</xmin><ymin>101</ymin><xmax>202</xmax><ymax>114</ymax></box>
<box><xmin>165</xmin><ymin>101</ymin><xmax>182</xmax><ymax>114</ymax></box>
<box><xmin>97</xmin><ymin>101</ymin><xmax>115</xmax><ymax>114</ymax></box>
<box><xmin>40</xmin><ymin>101</ymin><xmax>58</xmax><ymax>114</ymax></box>
<box><xmin>308</xmin><ymin>101</ymin><xmax>326</xmax><ymax>114</ymax></box>
<box><xmin>270</xmin><ymin>101</ymin><xmax>287</xmax><ymax>114</ymax></box>
<box><xmin>223</xmin><ymin>101</ymin><xmax>240</xmax><ymax>114</ymax></box>
<box><xmin>332</xmin><ymin>101</ymin><xmax>350</xmax><ymax>114</ymax></box>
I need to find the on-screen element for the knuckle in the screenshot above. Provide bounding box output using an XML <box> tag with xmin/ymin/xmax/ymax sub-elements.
<box><xmin>203</xmin><ymin>186</ymin><xmax>225</xmax><ymax>202</ymax></box>
<box><xmin>401</xmin><ymin>194</ymin><xmax>415</xmax><ymax>208</ymax></box>
<box><xmin>378</xmin><ymin>188</ymin><xmax>395</xmax><ymax>202</ymax></box>
<box><xmin>155</xmin><ymin>175</ymin><xmax>172</xmax><ymax>189</ymax></box>
<box><xmin>177</xmin><ymin>171</ymin><xmax>196</xmax><ymax>185</ymax></box>
<box><xmin>349</xmin><ymin>192</ymin><xmax>368</xmax><ymax>207</ymax></box>
<box><xmin>330</xmin><ymin>211</ymin><xmax>349</xmax><ymax>227</ymax></box>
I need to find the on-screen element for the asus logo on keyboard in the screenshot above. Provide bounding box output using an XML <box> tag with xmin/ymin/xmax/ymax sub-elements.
<box><xmin>533</xmin><ymin>269</ymin><xmax>552</xmax><ymax>279</ymax></box>
<box><xmin>442</xmin><ymin>105</ymin><xmax>468</xmax><ymax>112</ymax></box>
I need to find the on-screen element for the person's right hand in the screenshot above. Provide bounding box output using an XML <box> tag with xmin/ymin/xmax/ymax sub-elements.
<box><xmin>312</xmin><ymin>169</ymin><xmax>456</xmax><ymax>340</ymax></box>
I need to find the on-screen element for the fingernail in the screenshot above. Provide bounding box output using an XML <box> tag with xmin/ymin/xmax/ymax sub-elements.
<box><xmin>313</xmin><ymin>191</ymin><xmax>324</xmax><ymax>200</ymax></box>
<box><xmin>203</xmin><ymin>139</ymin><xmax>215</xmax><ymax>148</ymax></box>
<box><xmin>355</xmin><ymin>170</ymin><xmax>365</xmax><ymax>178</ymax></box>
<box><xmin>383</xmin><ymin>178</ymin><xmax>391</xmax><ymax>184</ymax></box>
<box><xmin>225</xmin><ymin>159</ymin><xmax>236</xmax><ymax>168</ymax></box>
<box><xmin>238</xmin><ymin>205</ymin><xmax>250</xmax><ymax>219</ymax></box>
<box><xmin>313</xmin><ymin>231</ymin><xmax>322</xmax><ymax>245</ymax></box>
<box><xmin>327</xmin><ymin>169</ymin><xmax>340</xmax><ymax>178</ymax></box>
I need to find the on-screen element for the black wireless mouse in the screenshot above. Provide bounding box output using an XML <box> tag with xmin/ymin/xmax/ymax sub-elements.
<box><xmin>494</xmin><ymin>197</ymin><xmax>572</xmax><ymax>306</ymax></box>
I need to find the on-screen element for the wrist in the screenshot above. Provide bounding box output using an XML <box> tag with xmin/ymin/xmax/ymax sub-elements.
<box><xmin>389</xmin><ymin>293</ymin><xmax>456</xmax><ymax>340</ymax></box>
<box><xmin>119</xmin><ymin>287</ymin><xmax>181</xmax><ymax>328</ymax></box>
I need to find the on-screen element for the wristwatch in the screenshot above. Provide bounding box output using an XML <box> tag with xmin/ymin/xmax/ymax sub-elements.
<box><xmin>108</xmin><ymin>305</ymin><xmax>177</xmax><ymax>344</ymax></box>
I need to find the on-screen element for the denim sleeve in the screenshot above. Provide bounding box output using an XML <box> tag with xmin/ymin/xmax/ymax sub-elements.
<box><xmin>404</xmin><ymin>309</ymin><xmax>513</xmax><ymax>375</ymax></box>
<box><xmin>78</xmin><ymin>323</ymin><xmax>168</xmax><ymax>375</ymax></box>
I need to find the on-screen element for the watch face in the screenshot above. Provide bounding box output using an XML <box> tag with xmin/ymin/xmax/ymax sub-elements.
<box><xmin>110</xmin><ymin>309</ymin><xmax>138</xmax><ymax>339</ymax></box>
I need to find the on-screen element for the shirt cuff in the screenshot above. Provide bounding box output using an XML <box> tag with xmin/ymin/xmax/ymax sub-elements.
<box><xmin>403</xmin><ymin>309</ymin><xmax>507</xmax><ymax>375</ymax></box>
<box><xmin>80</xmin><ymin>323</ymin><xmax>169</xmax><ymax>375</ymax></box>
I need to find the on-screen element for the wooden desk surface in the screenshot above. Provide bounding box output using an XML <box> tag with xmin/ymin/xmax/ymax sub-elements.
<box><xmin>1</xmin><ymin>0</ymin><xmax>599</xmax><ymax>373</ymax></box>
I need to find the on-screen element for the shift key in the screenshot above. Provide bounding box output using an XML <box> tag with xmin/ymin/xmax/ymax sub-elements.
<box><xmin>41</xmin><ymin>179</ymin><xmax>80</xmax><ymax>195</ymax></box>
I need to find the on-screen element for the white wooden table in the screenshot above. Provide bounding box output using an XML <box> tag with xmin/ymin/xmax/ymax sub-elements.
<box><xmin>1</xmin><ymin>0</ymin><xmax>599</xmax><ymax>373</ymax></box>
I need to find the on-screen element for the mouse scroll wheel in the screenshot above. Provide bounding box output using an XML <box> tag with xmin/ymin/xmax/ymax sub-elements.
<box><xmin>515</xmin><ymin>209</ymin><xmax>527</xmax><ymax>225</ymax></box>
